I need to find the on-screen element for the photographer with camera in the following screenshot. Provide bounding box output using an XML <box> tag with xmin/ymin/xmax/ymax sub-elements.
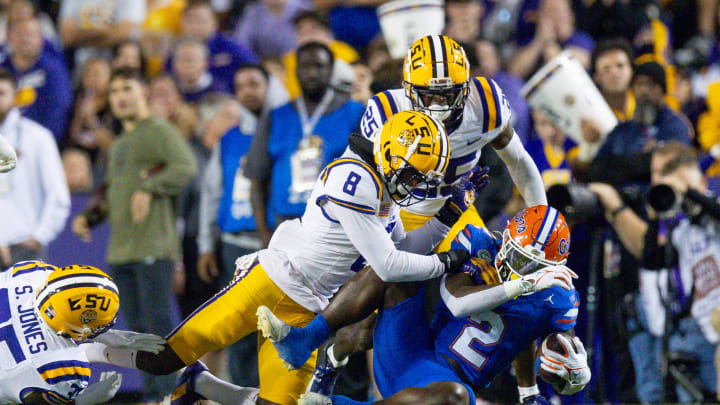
<box><xmin>588</xmin><ymin>141</ymin><xmax>719</xmax><ymax>403</ymax></box>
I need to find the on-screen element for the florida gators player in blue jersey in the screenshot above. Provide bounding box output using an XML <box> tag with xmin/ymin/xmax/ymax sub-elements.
<box><xmin>260</xmin><ymin>206</ymin><xmax>590</xmax><ymax>405</ymax></box>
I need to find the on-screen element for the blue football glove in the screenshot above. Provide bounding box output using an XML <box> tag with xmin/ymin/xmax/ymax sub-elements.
<box><xmin>447</xmin><ymin>166</ymin><xmax>490</xmax><ymax>213</ymax></box>
<box><xmin>521</xmin><ymin>395</ymin><xmax>553</xmax><ymax>405</ymax></box>
<box><xmin>450</xmin><ymin>224</ymin><xmax>502</xmax><ymax>285</ymax></box>
<box><xmin>435</xmin><ymin>167</ymin><xmax>490</xmax><ymax>227</ymax></box>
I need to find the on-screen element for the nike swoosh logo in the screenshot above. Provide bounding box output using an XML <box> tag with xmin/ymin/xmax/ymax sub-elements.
<box><xmin>467</xmin><ymin>138</ymin><xmax>481</xmax><ymax>145</ymax></box>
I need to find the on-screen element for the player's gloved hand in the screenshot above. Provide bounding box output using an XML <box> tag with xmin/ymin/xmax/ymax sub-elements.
<box><xmin>436</xmin><ymin>249</ymin><xmax>470</xmax><ymax>274</ymax></box>
<box><xmin>436</xmin><ymin>166</ymin><xmax>490</xmax><ymax>226</ymax></box>
<box><xmin>539</xmin><ymin>335</ymin><xmax>591</xmax><ymax>395</ymax></box>
<box><xmin>450</xmin><ymin>224</ymin><xmax>502</xmax><ymax>285</ymax></box>
<box><xmin>521</xmin><ymin>394</ymin><xmax>553</xmax><ymax>405</ymax></box>
<box><xmin>521</xmin><ymin>265</ymin><xmax>578</xmax><ymax>294</ymax></box>
<box><xmin>0</xmin><ymin>135</ymin><xmax>17</xmax><ymax>173</ymax></box>
<box><xmin>74</xmin><ymin>371</ymin><xmax>123</xmax><ymax>405</ymax></box>
<box><xmin>94</xmin><ymin>330</ymin><xmax>166</xmax><ymax>354</ymax></box>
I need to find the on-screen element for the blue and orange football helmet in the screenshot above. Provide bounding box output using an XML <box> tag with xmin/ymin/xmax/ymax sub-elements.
<box><xmin>495</xmin><ymin>205</ymin><xmax>571</xmax><ymax>281</ymax></box>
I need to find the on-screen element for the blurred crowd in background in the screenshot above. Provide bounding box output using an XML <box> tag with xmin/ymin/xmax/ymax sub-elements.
<box><xmin>2</xmin><ymin>0</ymin><xmax>720</xmax><ymax>403</ymax></box>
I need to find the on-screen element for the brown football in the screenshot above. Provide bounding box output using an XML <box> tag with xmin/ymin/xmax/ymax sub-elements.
<box><xmin>536</xmin><ymin>332</ymin><xmax>576</xmax><ymax>389</ymax></box>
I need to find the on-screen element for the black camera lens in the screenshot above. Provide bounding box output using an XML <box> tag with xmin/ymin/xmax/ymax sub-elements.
<box><xmin>548</xmin><ymin>184</ymin><xmax>603</xmax><ymax>223</ymax></box>
<box><xmin>647</xmin><ymin>184</ymin><xmax>677</xmax><ymax>213</ymax></box>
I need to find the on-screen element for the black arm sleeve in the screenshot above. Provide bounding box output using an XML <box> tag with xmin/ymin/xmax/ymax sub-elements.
<box><xmin>685</xmin><ymin>189</ymin><xmax>720</xmax><ymax>222</ymax></box>
<box><xmin>642</xmin><ymin>219</ymin><xmax>679</xmax><ymax>269</ymax></box>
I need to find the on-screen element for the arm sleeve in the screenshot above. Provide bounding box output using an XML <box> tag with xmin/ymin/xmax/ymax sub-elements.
<box><xmin>197</xmin><ymin>146</ymin><xmax>223</xmax><ymax>254</ymax></box>
<box><xmin>32</xmin><ymin>130</ymin><xmax>70</xmax><ymax>245</ymax></box>
<box><xmin>139</xmin><ymin>122</ymin><xmax>198</xmax><ymax>196</ymax></box>
<box><xmin>395</xmin><ymin>217</ymin><xmax>450</xmax><ymax>254</ymax></box>
<box><xmin>243</xmin><ymin>114</ymin><xmax>272</xmax><ymax>181</ymax></box>
<box><xmin>495</xmin><ymin>130</ymin><xmax>547</xmax><ymax>206</ymax></box>
<box><xmin>328</xmin><ymin>203</ymin><xmax>445</xmax><ymax>282</ymax></box>
<box><xmin>440</xmin><ymin>275</ymin><xmax>518</xmax><ymax>318</ymax></box>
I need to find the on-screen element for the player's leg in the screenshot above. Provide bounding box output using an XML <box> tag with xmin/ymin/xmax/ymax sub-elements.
<box><xmin>257</xmin><ymin>265</ymin><xmax>387</xmax><ymax>369</ymax></box>
<box><xmin>257</xmin><ymin>295</ymin><xmax>319</xmax><ymax>405</ymax></box>
<box><xmin>136</xmin><ymin>261</ymin><xmax>280</xmax><ymax>374</ymax></box>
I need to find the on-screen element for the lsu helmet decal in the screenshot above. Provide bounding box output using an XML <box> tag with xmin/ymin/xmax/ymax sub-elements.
<box><xmin>35</xmin><ymin>265</ymin><xmax>119</xmax><ymax>341</ymax></box>
<box><xmin>374</xmin><ymin>110</ymin><xmax>450</xmax><ymax>206</ymax></box>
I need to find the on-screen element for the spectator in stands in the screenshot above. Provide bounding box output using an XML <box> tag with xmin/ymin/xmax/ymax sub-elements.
<box><xmin>592</xmin><ymin>39</ymin><xmax>636</xmax><ymax>122</ymax></box>
<box><xmin>59</xmin><ymin>0</ymin><xmax>145</xmax><ymax>72</ymax></box>
<box><xmin>509</xmin><ymin>0</ymin><xmax>594</xmax><ymax>79</ymax></box>
<box><xmin>0</xmin><ymin>68</ymin><xmax>70</xmax><ymax>267</ymax></box>
<box><xmin>149</xmin><ymin>74</ymin><xmax>199</xmax><ymax>140</ymax></box>
<box><xmin>582</xmin><ymin>61</ymin><xmax>693</xmax><ymax>185</ymax></box>
<box><xmin>2</xmin><ymin>16</ymin><xmax>73</xmax><ymax>141</ymax></box>
<box><xmin>246</xmin><ymin>42</ymin><xmax>365</xmax><ymax>247</ymax></box>
<box><xmin>444</xmin><ymin>0</ymin><xmax>484</xmax><ymax>44</ymax></box>
<box><xmin>111</xmin><ymin>40</ymin><xmax>147</xmax><ymax>74</ymax></box>
<box><xmin>179</xmin><ymin>1</ymin><xmax>258</xmax><ymax>91</ymax></box>
<box><xmin>473</xmin><ymin>38</ymin><xmax>532</xmax><ymax>142</ymax></box>
<box><xmin>0</xmin><ymin>0</ymin><xmax>59</xmax><ymax>46</ymax></box>
<box><xmin>171</xmin><ymin>38</ymin><xmax>229</xmax><ymax>103</ymax></box>
<box><xmin>526</xmin><ymin>109</ymin><xmax>577</xmax><ymax>187</ymax></box>
<box><xmin>71</xmin><ymin>67</ymin><xmax>197</xmax><ymax>401</ymax></box>
<box><xmin>67</xmin><ymin>58</ymin><xmax>116</xmax><ymax>172</ymax></box>
<box><xmin>233</xmin><ymin>0</ymin><xmax>312</xmax><ymax>59</ymax></box>
<box><xmin>351</xmin><ymin>61</ymin><xmax>373</xmax><ymax>104</ymax></box>
<box><xmin>62</xmin><ymin>148</ymin><xmax>94</xmax><ymax>193</ymax></box>
<box><xmin>282</xmin><ymin>11</ymin><xmax>359</xmax><ymax>99</ymax></box>
<box><xmin>365</xmin><ymin>35</ymin><xmax>392</xmax><ymax>73</ymax></box>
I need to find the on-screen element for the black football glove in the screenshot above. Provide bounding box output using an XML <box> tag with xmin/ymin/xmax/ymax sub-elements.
<box><xmin>436</xmin><ymin>249</ymin><xmax>470</xmax><ymax>274</ymax></box>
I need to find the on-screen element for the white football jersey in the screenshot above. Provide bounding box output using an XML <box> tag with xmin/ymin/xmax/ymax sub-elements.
<box><xmin>0</xmin><ymin>261</ymin><xmax>91</xmax><ymax>404</ymax></box>
<box><xmin>260</xmin><ymin>147</ymin><xmax>446</xmax><ymax>313</ymax></box>
<box><xmin>358</xmin><ymin>78</ymin><xmax>512</xmax><ymax>216</ymax></box>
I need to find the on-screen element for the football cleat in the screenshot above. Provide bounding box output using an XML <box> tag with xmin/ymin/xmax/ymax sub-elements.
<box><xmin>170</xmin><ymin>361</ymin><xmax>208</xmax><ymax>405</ymax></box>
<box><xmin>306</xmin><ymin>339</ymin><xmax>348</xmax><ymax>396</ymax></box>
<box><xmin>256</xmin><ymin>305</ymin><xmax>306</xmax><ymax>370</ymax></box>
<box><xmin>299</xmin><ymin>392</ymin><xmax>333</xmax><ymax>405</ymax></box>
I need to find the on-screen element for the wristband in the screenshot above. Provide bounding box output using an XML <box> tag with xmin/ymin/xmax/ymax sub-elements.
<box><xmin>609</xmin><ymin>204</ymin><xmax>628</xmax><ymax>221</ymax></box>
<box><xmin>518</xmin><ymin>384</ymin><xmax>540</xmax><ymax>401</ymax></box>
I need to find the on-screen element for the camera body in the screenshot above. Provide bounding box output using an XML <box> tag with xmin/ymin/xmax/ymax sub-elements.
<box><xmin>548</xmin><ymin>183</ymin><xmax>645</xmax><ymax>224</ymax></box>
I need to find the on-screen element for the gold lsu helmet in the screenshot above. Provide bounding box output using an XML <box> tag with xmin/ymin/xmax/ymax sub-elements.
<box><xmin>35</xmin><ymin>265</ymin><xmax>119</xmax><ymax>341</ymax></box>
<box><xmin>374</xmin><ymin>110</ymin><xmax>450</xmax><ymax>206</ymax></box>
<box><xmin>403</xmin><ymin>35</ymin><xmax>470</xmax><ymax>127</ymax></box>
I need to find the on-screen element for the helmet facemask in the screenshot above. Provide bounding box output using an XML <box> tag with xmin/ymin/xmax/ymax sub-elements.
<box><xmin>495</xmin><ymin>228</ymin><xmax>567</xmax><ymax>281</ymax></box>
<box><xmin>380</xmin><ymin>131</ymin><xmax>444</xmax><ymax>206</ymax></box>
<box><xmin>406</xmin><ymin>81</ymin><xmax>469</xmax><ymax>123</ymax></box>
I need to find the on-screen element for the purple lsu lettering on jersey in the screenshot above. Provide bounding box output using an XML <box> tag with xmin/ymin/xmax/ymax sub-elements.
<box><xmin>430</xmin><ymin>285</ymin><xmax>579</xmax><ymax>387</ymax></box>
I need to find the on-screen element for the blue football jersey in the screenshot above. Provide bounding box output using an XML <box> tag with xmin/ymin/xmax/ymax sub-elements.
<box><xmin>431</xmin><ymin>286</ymin><xmax>579</xmax><ymax>388</ymax></box>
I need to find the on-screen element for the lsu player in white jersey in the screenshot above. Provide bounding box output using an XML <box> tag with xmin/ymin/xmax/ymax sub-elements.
<box><xmin>96</xmin><ymin>111</ymin><xmax>485</xmax><ymax>405</ymax></box>
<box><xmin>0</xmin><ymin>261</ymin><xmax>165</xmax><ymax>404</ymax></box>
<box><xmin>361</xmin><ymin>35</ymin><xmax>547</xmax><ymax>251</ymax></box>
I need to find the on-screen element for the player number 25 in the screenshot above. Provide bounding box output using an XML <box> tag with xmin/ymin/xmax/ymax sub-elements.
<box><xmin>450</xmin><ymin>311</ymin><xmax>506</xmax><ymax>370</ymax></box>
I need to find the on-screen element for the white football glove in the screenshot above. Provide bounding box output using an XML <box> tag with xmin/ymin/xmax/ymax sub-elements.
<box><xmin>521</xmin><ymin>265</ymin><xmax>577</xmax><ymax>294</ymax></box>
<box><xmin>0</xmin><ymin>135</ymin><xmax>17</xmax><ymax>173</ymax></box>
<box><xmin>299</xmin><ymin>392</ymin><xmax>332</xmax><ymax>405</ymax></box>
<box><xmin>74</xmin><ymin>371</ymin><xmax>123</xmax><ymax>405</ymax></box>
<box><xmin>93</xmin><ymin>330</ymin><xmax>166</xmax><ymax>354</ymax></box>
<box><xmin>539</xmin><ymin>335</ymin><xmax>591</xmax><ymax>395</ymax></box>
